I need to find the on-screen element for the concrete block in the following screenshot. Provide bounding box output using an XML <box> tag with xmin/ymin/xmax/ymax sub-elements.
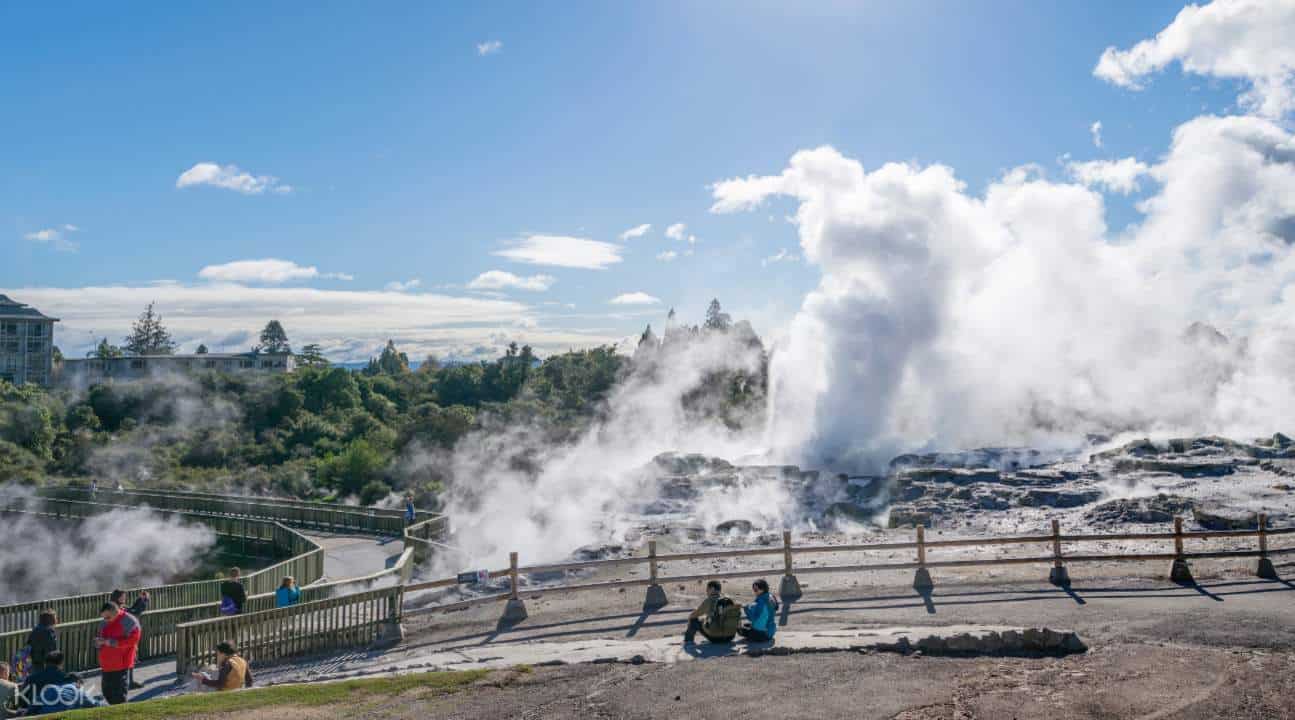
<box><xmin>1168</xmin><ymin>558</ymin><xmax>1194</xmax><ymax>584</ymax></box>
<box><xmin>643</xmin><ymin>583</ymin><xmax>668</xmax><ymax>608</ymax></box>
<box><xmin>503</xmin><ymin>597</ymin><xmax>528</xmax><ymax>622</ymax></box>
<box><xmin>912</xmin><ymin>567</ymin><xmax>934</xmax><ymax>593</ymax></box>
<box><xmin>1048</xmin><ymin>566</ymin><xmax>1071</xmax><ymax>587</ymax></box>
<box><xmin>779</xmin><ymin>574</ymin><xmax>803</xmax><ymax>600</ymax></box>
<box><xmin>375</xmin><ymin>620</ymin><xmax>405</xmax><ymax>647</ymax></box>
<box><xmin>1256</xmin><ymin>557</ymin><xmax>1278</xmax><ymax>580</ymax></box>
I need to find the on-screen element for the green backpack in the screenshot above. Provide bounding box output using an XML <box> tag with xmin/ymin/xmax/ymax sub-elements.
<box><xmin>706</xmin><ymin>596</ymin><xmax>742</xmax><ymax>637</ymax></box>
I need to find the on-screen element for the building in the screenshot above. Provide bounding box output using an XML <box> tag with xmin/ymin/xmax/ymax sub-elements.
<box><xmin>62</xmin><ymin>351</ymin><xmax>296</xmax><ymax>384</ymax></box>
<box><xmin>0</xmin><ymin>294</ymin><xmax>59</xmax><ymax>387</ymax></box>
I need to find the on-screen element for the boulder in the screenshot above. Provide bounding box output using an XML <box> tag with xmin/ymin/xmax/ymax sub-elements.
<box><xmin>887</xmin><ymin>506</ymin><xmax>933</xmax><ymax>528</ymax></box>
<box><xmin>1085</xmin><ymin>494</ymin><xmax>1194</xmax><ymax>525</ymax></box>
<box><xmin>1193</xmin><ymin>507</ymin><xmax>1259</xmax><ymax>531</ymax></box>
<box><xmin>1016</xmin><ymin>489</ymin><xmax>1102</xmax><ymax>508</ymax></box>
<box><xmin>715</xmin><ymin>519</ymin><xmax>755</xmax><ymax>534</ymax></box>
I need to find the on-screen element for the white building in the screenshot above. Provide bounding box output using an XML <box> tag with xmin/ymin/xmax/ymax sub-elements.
<box><xmin>62</xmin><ymin>351</ymin><xmax>296</xmax><ymax>384</ymax></box>
<box><xmin>0</xmin><ymin>294</ymin><xmax>58</xmax><ymax>387</ymax></box>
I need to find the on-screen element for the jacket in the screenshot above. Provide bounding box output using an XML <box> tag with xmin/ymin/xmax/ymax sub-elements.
<box><xmin>744</xmin><ymin>593</ymin><xmax>778</xmax><ymax>638</ymax></box>
<box><xmin>26</xmin><ymin>624</ymin><xmax>57</xmax><ymax>665</ymax></box>
<box><xmin>96</xmin><ymin>610</ymin><xmax>141</xmax><ymax>672</ymax></box>
<box><xmin>18</xmin><ymin>666</ymin><xmax>77</xmax><ymax>711</ymax></box>
<box><xmin>200</xmin><ymin>655</ymin><xmax>253</xmax><ymax>691</ymax></box>
<box><xmin>275</xmin><ymin>586</ymin><xmax>301</xmax><ymax>608</ymax></box>
<box><xmin>127</xmin><ymin>596</ymin><xmax>149</xmax><ymax>616</ymax></box>
<box><xmin>220</xmin><ymin>580</ymin><xmax>247</xmax><ymax>613</ymax></box>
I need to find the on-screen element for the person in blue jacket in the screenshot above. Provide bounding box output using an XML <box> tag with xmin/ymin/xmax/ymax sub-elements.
<box><xmin>275</xmin><ymin>577</ymin><xmax>302</xmax><ymax>608</ymax></box>
<box><xmin>737</xmin><ymin>579</ymin><xmax>778</xmax><ymax>643</ymax></box>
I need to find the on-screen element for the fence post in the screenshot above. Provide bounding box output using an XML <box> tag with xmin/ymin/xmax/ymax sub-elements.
<box><xmin>1169</xmin><ymin>516</ymin><xmax>1193</xmax><ymax>583</ymax></box>
<box><xmin>779</xmin><ymin>530</ymin><xmax>802</xmax><ymax>599</ymax></box>
<box><xmin>644</xmin><ymin>540</ymin><xmax>668</xmax><ymax>608</ymax></box>
<box><xmin>1256</xmin><ymin>512</ymin><xmax>1278</xmax><ymax>579</ymax></box>
<box><xmin>913</xmin><ymin>525</ymin><xmax>934</xmax><ymax>593</ymax></box>
<box><xmin>1049</xmin><ymin>518</ymin><xmax>1070</xmax><ymax>586</ymax></box>
<box><xmin>502</xmin><ymin>551</ymin><xmax>528</xmax><ymax>622</ymax></box>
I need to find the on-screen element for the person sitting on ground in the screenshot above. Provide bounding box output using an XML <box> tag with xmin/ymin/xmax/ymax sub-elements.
<box><xmin>190</xmin><ymin>641</ymin><xmax>254</xmax><ymax>691</ymax></box>
<box><xmin>684</xmin><ymin>580</ymin><xmax>741</xmax><ymax>645</ymax></box>
<box><xmin>736</xmin><ymin>579</ymin><xmax>779</xmax><ymax>643</ymax></box>
<box><xmin>95</xmin><ymin>601</ymin><xmax>141</xmax><ymax>706</ymax></box>
<box><xmin>26</xmin><ymin>609</ymin><xmax>58</xmax><ymax>674</ymax></box>
<box><xmin>275</xmin><ymin>576</ymin><xmax>301</xmax><ymax>608</ymax></box>
<box><xmin>0</xmin><ymin>661</ymin><xmax>18</xmax><ymax>718</ymax></box>
<box><xmin>219</xmin><ymin>568</ymin><xmax>247</xmax><ymax>615</ymax></box>
<box><xmin>18</xmin><ymin>651</ymin><xmax>101</xmax><ymax>713</ymax></box>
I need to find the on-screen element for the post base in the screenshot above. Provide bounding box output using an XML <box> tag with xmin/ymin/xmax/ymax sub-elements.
<box><xmin>375</xmin><ymin>620</ymin><xmax>405</xmax><ymax>647</ymax></box>
<box><xmin>913</xmin><ymin>567</ymin><xmax>934</xmax><ymax>593</ymax></box>
<box><xmin>779</xmin><ymin>574</ymin><xmax>803</xmax><ymax>600</ymax></box>
<box><xmin>1049</xmin><ymin>566</ymin><xmax>1071</xmax><ymax>587</ymax></box>
<box><xmin>1169</xmin><ymin>558</ymin><xmax>1194</xmax><ymax>584</ymax></box>
<box><xmin>1257</xmin><ymin>557</ymin><xmax>1279</xmax><ymax>580</ymax></box>
<box><xmin>644</xmin><ymin>583</ymin><xmax>668</xmax><ymax>608</ymax></box>
<box><xmin>503</xmin><ymin>597</ymin><xmax>528</xmax><ymax>622</ymax></box>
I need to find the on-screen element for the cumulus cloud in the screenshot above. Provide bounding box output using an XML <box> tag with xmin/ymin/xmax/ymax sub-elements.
<box><xmin>609</xmin><ymin>292</ymin><xmax>660</xmax><ymax>305</ymax></box>
<box><xmin>493</xmin><ymin>234</ymin><xmax>623</xmax><ymax>269</ymax></box>
<box><xmin>384</xmin><ymin>278</ymin><xmax>422</xmax><ymax>292</ymax></box>
<box><xmin>762</xmin><ymin>248</ymin><xmax>800</xmax><ymax>267</ymax></box>
<box><xmin>477</xmin><ymin>39</ymin><xmax>503</xmax><ymax>56</ymax></box>
<box><xmin>711</xmin><ymin>122</ymin><xmax>1295</xmax><ymax>470</ymax></box>
<box><xmin>619</xmin><ymin>223</ymin><xmax>651</xmax><ymax>240</ymax></box>
<box><xmin>1090</xmin><ymin>120</ymin><xmax>1104</xmax><ymax>148</ymax></box>
<box><xmin>1094</xmin><ymin>0</ymin><xmax>1295</xmax><ymax>119</ymax></box>
<box><xmin>656</xmin><ymin>250</ymin><xmax>679</xmax><ymax>262</ymax></box>
<box><xmin>467</xmin><ymin>270</ymin><xmax>556</xmax><ymax>291</ymax></box>
<box><xmin>665</xmin><ymin>223</ymin><xmax>687</xmax><ymax>240</ymax></box>
<box><xmin>23</xmin><ymin>225</ymin><xmax>79</xmax><ymax>252</ymax></box>
<box><xmin>1068</xmin><ymin>156</ymin><xmax>1153</xmax><ymax>194</ymax></box>
<box><xmin>176</xmin><ymin>162</ymin><xmax>292</xmax><ymax>195</ymax></box>
<box><xmin>198</xmin><ymin>258</ymin><xmax>351</xmax><ymax>284</ymax></box>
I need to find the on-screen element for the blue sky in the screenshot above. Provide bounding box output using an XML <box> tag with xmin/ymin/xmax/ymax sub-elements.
<box><xmin>0</xmin><ymin>1</ymin><xmax>1248</xmax><ymax>360</ymax></box>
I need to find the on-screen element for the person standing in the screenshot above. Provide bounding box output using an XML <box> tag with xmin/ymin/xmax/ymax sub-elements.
<box><xmin>25</xmin><ymin>610</ymin><xmax>58</xmax><ymax>674</ymax></box>
<box><xmin>94</xmin><ymin>602</ymin><xmax>140</xmax><ymax>706</ymax></box>
<box><xmin>109</xmin><ymin>590</ymin><xmax>149</xmax><ymax>690</ymax></box>
<box><xmin>219</xmin><ymin>568</ymin><xmax>247</xmax><ymax>615</ymax></box>
<box><xmin>275</xmin><ymin>577</ymin><xmax>301</xmax><ymax>608</ymax></box>
<box><xmin>403</xmin><ymin>494</ymin><xmax>416</xmax><ymax>525</ymax></box>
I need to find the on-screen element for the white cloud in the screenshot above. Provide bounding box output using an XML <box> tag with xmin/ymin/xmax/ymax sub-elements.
<box><xmin>761</xmin><ymin>248</ymin><xmax>800</xmax><ymax>267</ymax></box>
<box><xmin>619</xmin><ymin>223</ymin><xmax>651</xmax><ymax>240</ymax></box>
<box><xmin>3</xmin><ymin>283</ymin><xmax>624</xmax><ymax>363</ymax></box>
<box><xmin>477</xmin><ymin>40</ymin><xmax>503</xmax><ymax>56</ymax></box>
<box><xmin>23</xmin><ymin>225</ymin><xmax>79</xmax><ymax>253</ymax></box>
<box><xmin>384</xmin><ymin>278</ymin><xmax>422</xmax><ymax>292</ymax></box>
<box><xmin>493</xmin><ymin>234</ymin><xmax>623</xmax><ymax>269</ymax></box>
<box><xmin>609</xmin><ymin>292</ymin><xmax>660</xmax><ymax>305</ymax></box>
<box><xmin>687</xmin><ymin>234</ymin><xmax>698</xmax><ymax>245</ymax></box>
<box><xmin>467</xmin><ymin>270</ymin><xmax>556</xmax><ymax>292</ymax></box>
<box><xmin>1094</xmin><ymin>0</ymin><xmax>1295</xmax><ymax>119</ymax></box>
<box><xmin>176</xmin><ymin>162</ymin><xmax>292</xmax><ymax>195</ymax></box>
<box><xmin>656</xmin><ymin>250</ymin><xmax>679</xmax><ymax>262</ymax></box>
<box><xmin>1090</xmin><ymin>120</ymin><xmax>1104</xmax><ymax>148</ymax></box>
<box><xmin>665</xmin><ymin>223</ymin><xmax>687</xmax><ymax>241</ymax></box>
<box><xmin>197</xmin><ymin>259</ymin><xmax>351</xmax><ymax>284</ymax></box>
<box><xmin>1068</xmin><ymin>156</ymin><xmax>1153</xmax><ymax>194</ymax></box>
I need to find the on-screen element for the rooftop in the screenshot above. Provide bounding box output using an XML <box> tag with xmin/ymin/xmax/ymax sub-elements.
<box><xmin>0</xmin><ymin>294</ymin><xmax>59</xmax><ymax>322</ymax></box>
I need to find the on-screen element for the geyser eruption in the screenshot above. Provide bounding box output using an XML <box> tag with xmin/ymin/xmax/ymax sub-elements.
<box><xmin>714</xmin><ymin>115</ymin><xmax>1295</xmax><ymax>473</ymax></box>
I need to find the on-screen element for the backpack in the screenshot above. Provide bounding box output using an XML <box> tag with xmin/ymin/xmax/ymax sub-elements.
<box><xmin>219</xmin><ymin>597</ymin><xmax>238</xmax><ymax>615</ymax></box>
<box><xmin>9</xmin><ymin>646</ymin><xmax>32</xmax><ymax>683</ymax></box>
<box><xmin>705</xmin><ymin>597</ymin><xmax>742</xmax><ymax>637</ymax></box>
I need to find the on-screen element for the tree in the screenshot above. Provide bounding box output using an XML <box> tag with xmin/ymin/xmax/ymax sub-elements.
<box><xmin>88</xmin><ymin>337</ymin><xmax>124</xmax><ymax>359</ymax></box>
<box><xmin>298</xmin><ymin>344</ymin><xmax>329</xmax><ymax>367</ymax></box>
<box><xmin>123</xmin><ymin>303</ymin><xmax>177</xmax><ymax>356</ymax></box>
<box><xmin>195</xmin><ymin>344</ymin><xmax>209</xmax><ymax>354</ymax></box>
<box><xmin>373</xmin><ymin>340</ymin><xmax>409</xmax><ymax>375</ymax></box>
<box><xmin>704</xmin><ymin>299</ymin><xmax>732</xmax><ymax>332</ymax></box>
<box><xmin>258</xmin><ymin>320</ymin><xmax>291</xmax><ymax>354</ymax></box>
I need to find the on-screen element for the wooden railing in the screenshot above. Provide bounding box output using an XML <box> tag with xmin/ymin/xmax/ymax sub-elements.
<box><xmin>42</xmin><ymin>485</ymin><xmax>441</xmax><ymax>537</ymax></box>
<box><xmin>175</xmin><ymin>584</ymin><xmax>404</xmax><ymax>675</ymax></box>
<box><xmin>405</xmin><ymin>514</ymin><xmax>1295</xmax><ymax>617</ymax></box>
<box><xmin>403</xmin><ymin>514</ymin><xmax>454</xmax><ymax>565</ymax></box>
<box><xmin>0</xmin><ymin>497</ymin><xmax>324</xmax><ymax>632</ymax></box>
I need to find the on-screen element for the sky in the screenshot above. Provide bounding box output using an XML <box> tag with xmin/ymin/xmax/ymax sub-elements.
<box><xmin>0</xmin><ymin>1</ymin><xmax>1273</xmax><ymax>362</ymax></box>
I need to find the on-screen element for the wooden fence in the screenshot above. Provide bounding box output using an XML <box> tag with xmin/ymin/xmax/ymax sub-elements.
<box><xmin>403</xmin><ymin>514</ymin><xmax>454</xmax><ymax>565</ymax></box>
<box><xmin>405</xmin><ymin>514</ymin><xmax>1295</xmax><ymax>616</ymax></box>
<box><xmin>175</xmin><ymin>584</ymin><xmax>404</xmax><ymax>675</ymax></box>
<box><xmin>0</xmin><ymin>497</ymin><xmax>324</xmax><ymax>632</ymax></box>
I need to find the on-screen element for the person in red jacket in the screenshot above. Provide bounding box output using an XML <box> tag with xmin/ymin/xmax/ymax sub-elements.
<box><xmin>94</xmin><ymin>602</ymin><xmax>140</xmax><ymax>706</ymax></box>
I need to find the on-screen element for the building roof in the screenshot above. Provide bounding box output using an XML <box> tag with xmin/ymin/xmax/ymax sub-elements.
<box><xmin>65</xmin><ymin>351</ymin><xmax>293</xmax><ymax>363</ymax></box>
<box><xmin>0</xmin><ymin>294</ymin><xmax>59</xmax><ymax>322</ymax></box>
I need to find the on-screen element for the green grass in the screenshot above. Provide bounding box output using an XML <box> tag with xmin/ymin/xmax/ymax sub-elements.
<box><xmin>47</xmin><ymin>669</ymin><xmax>490</xmax><ymax>720</ymax></box>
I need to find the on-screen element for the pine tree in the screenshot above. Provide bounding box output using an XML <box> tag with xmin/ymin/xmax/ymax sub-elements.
<box><xmin>88</xmin><ymin>337</ymin><xmax>124</xmax><ymax>359</ymax></box>
<box><xmin>376</xmin><ymin>340</ymin><xmax>409</xmax><ymax>375</ymax></box>
<box><xmin>299</xmin><ymin>344</ymin><xmax>329</xmax><ymax>367</ymax></box>
<box><xmin>195</xmin><ymin>344</ymin><xmax>209</xmax><ymax>354</ymax></box>
<box><xmin>258</xmin><ymin>320</ymin><xmax>291</xmax><ymax>354</ymax></box>
<box><xmin>123</xmin><ymin>303</ymin><xmax>177</xmax><ymax>356</ymax></box>
<box><xmin>704</xmin><ymin>298</ymin><xmax>732</xmax><ymax>332</ymax></box>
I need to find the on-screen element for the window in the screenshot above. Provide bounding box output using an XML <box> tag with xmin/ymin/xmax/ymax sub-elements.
<box><xmin>260</xmin><ymin>360</ymin><xmax>274</xmax><ymax>368</ymax></box>
<box><xmin>27</xmin><ymin>324</ymin><xmax>45</xmax><ymax>338</ymax></box>
<box><xmin>240</xmin><ymin>360</ymin><xmax>254</xmax><ymax>369</ymax></box>
<box><xmin>204</xmin><ymin>360</ymin><xmax>216</xmax><ymax>369</ymax></box>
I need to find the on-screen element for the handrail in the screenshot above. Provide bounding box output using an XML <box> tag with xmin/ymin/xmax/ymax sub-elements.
<box><xmin>405</xmin><ymin>513</ymin><xmax>1292</xmax><ymax>617</ymax></box>
<box><xmin>0</xmin><ymin>496</ymin><xmax>324</xmax><ymax>632</ymax></box>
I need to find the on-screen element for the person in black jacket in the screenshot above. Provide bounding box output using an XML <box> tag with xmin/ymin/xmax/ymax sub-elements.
<box><xmin>26</xmin><ymin>610</ymin><xmax>58</xmax><ymax>673</ymax></box>
<box><xmin>219</xmin><ymin>568</ymin><xmax>247</xmax><ymax>615</ymax></box>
